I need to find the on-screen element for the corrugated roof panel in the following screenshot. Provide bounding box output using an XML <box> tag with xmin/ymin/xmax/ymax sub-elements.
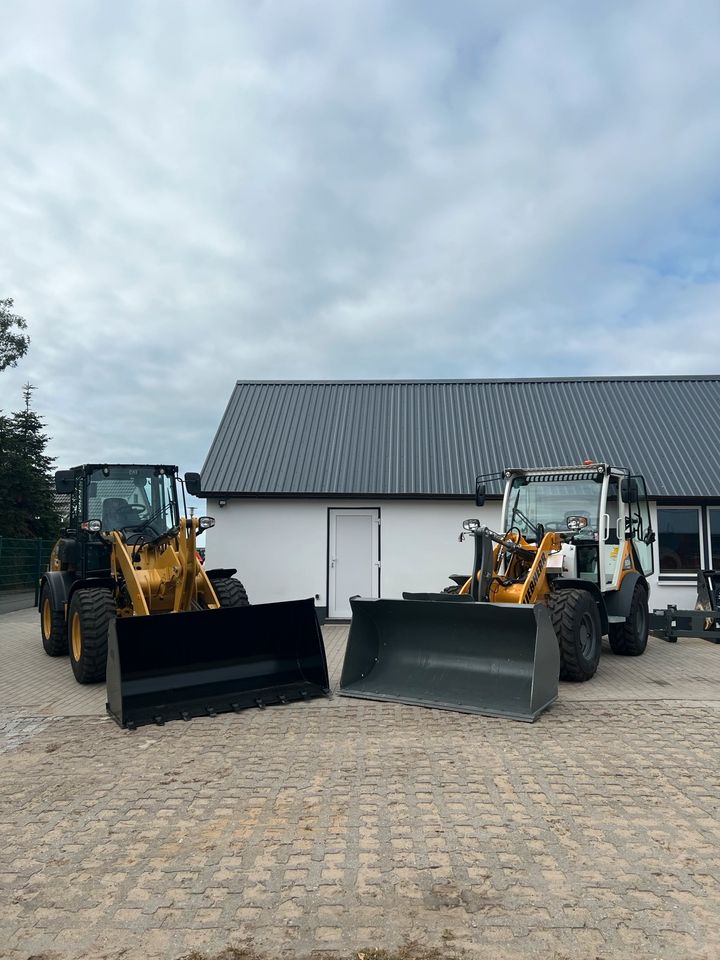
<box><xmin>199</xmin><ymin>377</ymin><xmax>720</xmax><ymax>498</ymax></box>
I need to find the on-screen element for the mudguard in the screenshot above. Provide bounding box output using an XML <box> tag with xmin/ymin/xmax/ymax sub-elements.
<box><xmin>39</xmin><ymin>571</ymin><xmax>75</xmax><ymax>611</ymax></box>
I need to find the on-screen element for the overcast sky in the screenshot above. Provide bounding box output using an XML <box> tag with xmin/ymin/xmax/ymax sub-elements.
<box><xmin>2</xmin><ymin>0</ymin><xmax>720</xmax><ymax>472</ymax></box>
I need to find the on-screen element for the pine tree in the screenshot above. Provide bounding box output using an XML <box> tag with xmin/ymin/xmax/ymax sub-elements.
<box><xmin>0</xmin><ymin>384</ymin><xmax>62</xmax><ymax>539</ymax></box>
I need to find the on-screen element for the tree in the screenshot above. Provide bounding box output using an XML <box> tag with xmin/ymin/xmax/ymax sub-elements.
<box><xmin>0</xmin><ymin>298</ymin><xmax>30</xmax><ymax>372</ymax></box>
<box><xmin>0</xmin><ymin>384</ymin><xmax>62</xmax><ymax>539</ymax></box>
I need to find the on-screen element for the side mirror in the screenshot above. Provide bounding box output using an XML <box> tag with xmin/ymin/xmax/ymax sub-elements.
<box><xmin>185</xmin><ymin>472</ymin><xmax>202</xmax><ymax>497</ymax></box>
<box><xmin>475</xmin><ymin>482</ymin><xmax>486</xmax><ymax>507</ymax></box>
<box><xmin>566</xmin><ymin>516</ymin><xmax>589</xmax><ymax>531</ymax></box>
<box><xmin>55</xmin><ymin>470</ymin><xmax>75</xmax><ymax>494</ymax></box>
<box><xmin>621</xmin><ymin>478</ymin><xmax>639</xmax><ymax>503</ymax></box>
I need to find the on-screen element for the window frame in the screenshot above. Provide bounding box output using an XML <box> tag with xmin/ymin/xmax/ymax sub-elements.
<box><xmin>656</xmin><ymin>505</ymin><xmax>704</xmax><ymax>581</ymax></box>
<box><xmin>707</xmin><ymin>507</ymin><xmax>720</xmax><ymax>571</ymax></box>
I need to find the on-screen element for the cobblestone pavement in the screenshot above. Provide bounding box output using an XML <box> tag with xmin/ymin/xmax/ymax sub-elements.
<box><xmin>1</xmin><ymin>609</ymin><xmax>719</xmax><ymax>959</ymax></box>
<box><xmin>4</xmin><ymin>608</ymin><xmax>720</xmax><ymax>717</ymax></box>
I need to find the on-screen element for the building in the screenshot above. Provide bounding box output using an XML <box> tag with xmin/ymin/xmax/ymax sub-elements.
<box><xmin>197</xmin><ymin>377</ymin><xmax>720</xmax><ymax>619</ymax></box>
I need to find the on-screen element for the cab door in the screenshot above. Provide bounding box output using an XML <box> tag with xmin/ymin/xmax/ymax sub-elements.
<box><xmin>604</xmin><ymin>477</ymin><xmax>624</xmax><ymax>588</ymax></box>
<box><xmin>629</xmin><ymin>475</ymin><xmax>655</xmax><ymax>576</ymax></box>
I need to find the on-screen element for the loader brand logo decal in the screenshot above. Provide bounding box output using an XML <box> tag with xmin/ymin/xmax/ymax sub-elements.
<box><xmin>525</xmin><ymin>551</ymin><xmax>548</xmax><ymax>603</ymax></box>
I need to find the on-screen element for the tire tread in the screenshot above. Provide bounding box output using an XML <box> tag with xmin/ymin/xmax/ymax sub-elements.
<box><xmin>211</xmin><ymin>577</ymin><xmax>249</xmax><ymax>607</ymax></box>
<box><xmin>547</xmin><ymin>588</ymin><xmax>601</xmax><ymax>682</ymax></box>
<box><xmin>40</xmin><ymin>585</ymin><xmax>68</xmax><ymax>657</ymax></box>
<box><xmin>609</xmin><ymin>583</ymin><xmax>648</xmax><ymax>656</ymax></box>
<box><xmin>69</xmin><ymin>588</ymin><xmax>115</xmax><ymax>683</ymax></box>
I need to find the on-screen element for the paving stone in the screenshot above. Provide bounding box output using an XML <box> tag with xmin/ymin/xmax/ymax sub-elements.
<box><xmin>1</xmin><ymin>608</ymin><xmax>720</xmax><ymax>958</ymax></box>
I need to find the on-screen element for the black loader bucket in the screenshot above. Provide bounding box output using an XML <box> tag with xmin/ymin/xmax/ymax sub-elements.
<box><xmin>340</xmin><ymin>597</ymin><xmax>559</xmax><ymax>722</ymax></box>
<box><xmin>106</xmin><ymin>597</ymin><xmax>330</xmax><ymax>729</ymax></box>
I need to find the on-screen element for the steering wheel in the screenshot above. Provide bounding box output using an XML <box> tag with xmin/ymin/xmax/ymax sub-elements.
<box><xmin>483</xmin><ymin>527</ymin><xmax>536</xmax><ymax>560</ymax></box>
<box><xmin>121</xmin><ymin>523</ymin><xmax>162</xmax><ymax>544</ymax></box>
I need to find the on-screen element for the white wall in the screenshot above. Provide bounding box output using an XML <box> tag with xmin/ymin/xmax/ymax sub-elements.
<box><xmin>379</xmin><ymin>501</ymin><xmax>502</xmax><ymax>597</ymax></box>
<box><xmin>204</xmin><ymin>499</ymin><xmax>330</xmax><ymax>606</ymax></box>
<box><xmin>204</xmin><ymin>498</ymin><xmax>501</xmax><ymax>608</ymax></box>
<box><xmin>204</xmin><ymin>496</ymin><xmax>700</xmax><ymax>612</ymax></box>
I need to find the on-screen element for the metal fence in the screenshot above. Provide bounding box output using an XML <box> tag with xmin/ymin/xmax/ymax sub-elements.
<box><xmin>0</xmin><ymin>537</ymin><xmax>55</xmax><ymax>611</ymax></box>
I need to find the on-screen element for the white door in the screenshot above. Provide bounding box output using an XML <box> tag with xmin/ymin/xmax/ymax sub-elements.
<box><xmin>328</xmin><ymin>508</ymin><xmax>380</xmax><ymax>618</ymax></box>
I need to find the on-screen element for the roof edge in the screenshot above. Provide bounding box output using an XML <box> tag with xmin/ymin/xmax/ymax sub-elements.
<box><xmin>232</xmin><ymin>374</ymin><xmax>720</xmax><ymax>386</ymax></box>
<box><xmin>201</xmin><ymin>491</ymin><xmax>482</xmax><ymax>501</ymax></box>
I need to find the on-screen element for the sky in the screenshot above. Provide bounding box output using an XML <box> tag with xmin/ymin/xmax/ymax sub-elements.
<box><xmin>1</xmin><ymin>0</ymin><xmax>720</xmax><ymax>473</ymax></box>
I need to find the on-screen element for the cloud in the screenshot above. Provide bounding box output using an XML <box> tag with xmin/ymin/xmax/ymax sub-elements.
<box><xmin>1</xmin><ymin>0</ymin><xmax>719</xmax><ymax>470</ymax></box>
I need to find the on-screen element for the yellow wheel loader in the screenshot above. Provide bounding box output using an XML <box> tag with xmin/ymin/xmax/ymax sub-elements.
<box><xmin>40</xmin><ymin>464</ymin><xmax>329</xmax><ymax>728</ymax></box>
<box><xmin>340</xmin><ymin>463</ymin><xmax>655</xmax><ymax>721</ymax></box>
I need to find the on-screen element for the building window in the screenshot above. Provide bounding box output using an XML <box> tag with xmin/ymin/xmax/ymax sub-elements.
<box><xmin>657</xmin><ymin>508</ymin><xmax>702</xmax><ymax>575</ymax></box>
<box><xmin>710</xmin><ymin>509</ymin><xmax>720</xmax><ymax>569</ymax></box>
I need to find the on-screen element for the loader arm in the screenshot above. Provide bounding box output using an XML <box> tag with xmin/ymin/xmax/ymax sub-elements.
<box><xmin>458</xmin><ymin>527</ymin><xmax>561</xmax><ymax>604</ymax></box>
<box><xmin>111</xmin><ymin>522</ymin><xmax>221</xmax><ymax>616</ymax></box>
<box><xmin>111</xmin><ymin>532</ymin><xmax>150</xmax><ymax>615</ymax></box>
<box><xmin>509</xmin><ymin>531</ymin><xmax>562</xmax><ymax>605</ymax></box>
<box><xmin>173</xmin><ymin>518</ymin><xmax>198</xmax><ymax>612</ymax></box>
<box><xmin>173</xmin><ymin>518</ymin><xmax>221</xmax><ymax>612</ymax></box>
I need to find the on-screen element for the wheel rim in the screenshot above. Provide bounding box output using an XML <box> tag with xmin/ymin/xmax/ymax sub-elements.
<box><xmin>579</xmin><ymin>612</ymin><xmax>597</xmax><ymax>659</ymax></box>
<box><xmin>42</xmin><ymin>598</ymin><xmax>52</xmax><ymax>639</ymax></box>
<box><xmin>71</xmin><ymin>612</ymin><xmax>82</xmax><ymax>661</ymax></box>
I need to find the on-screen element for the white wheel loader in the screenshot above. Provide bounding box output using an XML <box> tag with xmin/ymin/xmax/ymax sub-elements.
<box><xmin>340</xmin><ymin>462</ymin><xmax>656</xmax><ymax>721</ymax></box>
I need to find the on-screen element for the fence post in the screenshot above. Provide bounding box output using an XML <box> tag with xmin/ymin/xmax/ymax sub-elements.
<box><xmin>34</xmin><ymin>539</ymin><xmax>44</xmax><ymax>606</ymax></box>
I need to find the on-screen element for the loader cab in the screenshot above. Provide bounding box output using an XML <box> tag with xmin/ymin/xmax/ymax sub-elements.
<box><xmin>84</xmin><ymin>464</ymin><xmax>180</xmax><ymax>541</ymax></box>
<box><xmin>500</xmin><ymin>463</ymin><xmax>654</xmax><ymax>593</ymax></box>
<box><xmin>55</xmin><ymin>464</ymin><xmax>181</xmax><ymax>577</ymax></box>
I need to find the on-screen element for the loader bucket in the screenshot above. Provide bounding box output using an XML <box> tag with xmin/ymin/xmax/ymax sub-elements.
<box><xmin>106</xmin><ymin>597</ymin><xmax>330</xmax><ymax>729</ymax></box>
<box><xmin>340</xmin><ymin>597</ymin><xmax>559</xmax><ymax>722</ymax></box>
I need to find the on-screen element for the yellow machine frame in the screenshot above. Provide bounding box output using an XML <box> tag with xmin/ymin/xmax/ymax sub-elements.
<box><xmin>47</xmin><ymin>516</ymin><xmax>221</xmax><ymax>619</ymax></box>
<box><xmin>110</xmin><ymin>517</ymin><xmax>221</xmax><ymax>616</ymax></box>
<box><xmin>458</xmin><ymin>532</ymin><xmax>641</xmax><ymax>605</ymax></box>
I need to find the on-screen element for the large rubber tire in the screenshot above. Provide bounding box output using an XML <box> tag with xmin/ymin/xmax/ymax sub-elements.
<box><xmin>68</xmin><ymin>588</ymin><xmax>115</xmax><ymax>684</ymax></box>
<box><xmin>39</xmin><ymin>584</ymin><xmax>68</xmax><ymax>657</ymax></box>
<box><xmin>547</xmin><ymin>588</ymin><xmax>602</xmax><ymax>682</ymax></box>
<box><xmin>609</xmin><ymin>583</ymin><xmax>649</xmax><ymax>656</ymax></box>
<box><xmin>212</xmin><ymin>577</ymin><xmax>249</xmax><ymax>607</ymax></box>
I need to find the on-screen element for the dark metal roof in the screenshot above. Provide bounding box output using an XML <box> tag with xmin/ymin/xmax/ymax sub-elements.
<box><xmin>200</xmin><ymin>377</ymin><xmax>720</xmax><ymax>499</ymax></box>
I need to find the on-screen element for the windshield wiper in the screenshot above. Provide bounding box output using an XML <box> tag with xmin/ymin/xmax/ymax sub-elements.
<box><xmin>129</xmin><ymin>501</ymin><xmax>172</xmax><ymax>536</ymax></box>
<box><xmin>510</xmin><ymin>504</ymin><xmax>539</xmax><ymax>537</ymax></box>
